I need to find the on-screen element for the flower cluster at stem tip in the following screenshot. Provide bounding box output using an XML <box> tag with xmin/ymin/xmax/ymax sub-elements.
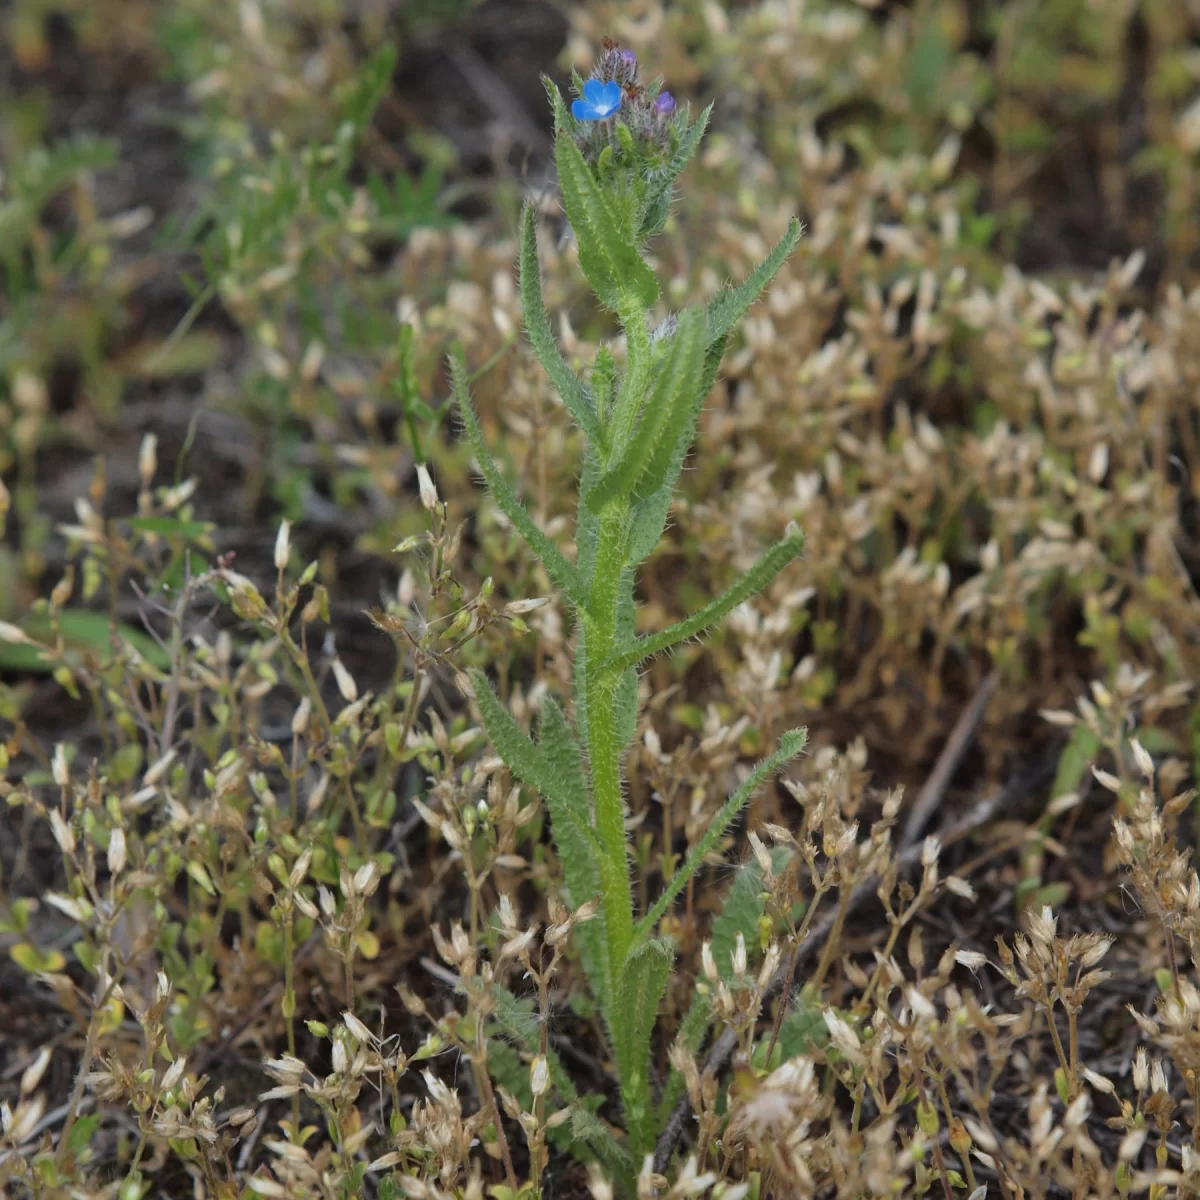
<box><xmin>567</xmin><ymin>38</ymin><xmax>679</xmax><ymax>166</ymax></box>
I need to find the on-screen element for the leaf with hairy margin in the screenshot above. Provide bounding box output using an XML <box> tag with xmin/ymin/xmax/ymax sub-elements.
<box><xmin>586</xmin><ymin>307</ymin><xmax>705</xmax><ymax>514</ymax></box>
<box><xmin>519</xmin><ymin>203</ymin><xmax>600</xmax><ymax>442</ymax></box>
<box><xmin>704</xmin><ymin>218</ymin><xmax>803</xmax><ymax>346</ymax></box>
<box><xmin>613</xmin><ymin>935</ymin><xmax>675</xmax><ymax>1156</ymax></box>
<box><xmin>452</xmin><ymin>353</ymin><xmax>589</xmax><ymax>610</ymax></box>
<box><xmin>658</xmin><ymin>848</ymin><xmax>793</xmax><ymax>1123</ymax></box>
<box><xmin>626</xmin><ymin>332</ymin><xmax>728</xmax><ymax>565</ymax></box>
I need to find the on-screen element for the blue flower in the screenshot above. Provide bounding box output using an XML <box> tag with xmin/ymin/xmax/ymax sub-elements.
<box><xmin>572</xmin><ymin>78</ymin><xmax>623</xmax><ymax>122</ymax></box>
<box><xmin>654</xmin><ymin>91</ymin><xmax>676</xmax><ymax>115</ymax></box>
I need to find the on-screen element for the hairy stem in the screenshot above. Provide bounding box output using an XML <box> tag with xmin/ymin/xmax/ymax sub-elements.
<box><xmin>583</xmin><ymin>504</ymin><xmax>636</xmax><ymax>983</ymax></box>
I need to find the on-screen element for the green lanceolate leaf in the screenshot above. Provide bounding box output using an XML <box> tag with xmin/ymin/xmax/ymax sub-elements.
<box><xmin>586</xmin><ymin>307</ymin><xmax>705</xmax><ymax>514</ymax></box>
<box><xmin>705</xmin><ymin>218</ymin><xmax>803</xmax><ymax>347</ymax></box>
<box><xmin>472</xmin><ymin>670</ymin><xmax>604</xmax><ymax>864</ymax></box>
<box><xmin>519</xmin><ymin>203</ymin><xmax>601</xmax><ymax>443</ymax></box>
<box><xmin>551</xmin><ymin>92</ymin><xmax>659</xmax><ymax>313</ymax></box>
<box><xmin>613</xmin><ymin>571</ymin><xmax>640</xmax><ymax>754</ymax></box>
<box><xmin>659</xmin><ymin>847</ymin><xmax>793</xmax><ymax>1123</ymax></box>
<box><xmin>537</xmin><ymin>696</ymin><xmax>590</xmax><ymax>818</ymax></box>
<box><xmin>539</xmin><ymin>697</ymin><xmax>611</xmax><ymax>1004</ymax></box>
<box><xmin>570</xmin><ymin>1106</ymin><xmax>637</xmax><ymax>1181</ymax></box>
<box><xmin>471</xmin><ymin>671</ymin><xmax>614</xmax><ymax>1004</ymax></box>
<box><xmin>613</xmin><ymin>935</ymin><xmax>674</xmax><ymax>1155</ymax></box>
<box><xmin>625</xmin><ymin>332</ymin><xmax>729</xmax><ymax>567</ymax></box>
<box><xmin>634</xmin><ymin>729</ymin><xmax>807</xmax><ymax>942</ymax></box>
<box><xmin>599</xmin><ymin>530</ymin><xmax>806</xmax><ymax>677</ymax></box>
<box><xmin>451</xmin><ymin>353</ymin><xmax>589</xmax><ymax>611</ymax></box>
<box><xmin>637</xmin><ymin>101</ymin><xmax>713</xmax><ymax>242</ymax></box>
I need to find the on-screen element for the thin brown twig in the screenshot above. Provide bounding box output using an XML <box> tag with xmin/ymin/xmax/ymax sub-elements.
<box><xmin>901</xmin><ymin>669</ymin><xmax>998</xmax><ymax>852</ymax></box>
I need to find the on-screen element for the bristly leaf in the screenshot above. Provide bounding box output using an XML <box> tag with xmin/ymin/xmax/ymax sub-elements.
<box><xmin>585</xmin><ymin>307</ymin><xmax>705</xmax><ymax>514</ymax></box>
<box><xmin>471</xmin><ymin>669</ymin><xmax>605</xmax><ymax>870</ymax></box>
<box><xmin>550</xmin><ymin>88</ymin><xmax>660</xmax><ymax>313</ymax></box>
<box><xmin>519</xmin><ymin>203</ymin><xmax>601</xmax><ymax>444</ymax></box>
<box><xmin>634</xmin><ymin>729</ymin><xmax>807</xmax><ymax>942</ymax></box>
<box><xmin>570</xmin><ymin>1107</ymin><xmax>638</xmax><ymax>1181</ymax></box>
<box><xmin>537</xmin><ymin>697</ymin><xmax>590</xmax><ymax>818</ymax></box>
<box><xmin>470</xmin><ymin>671</ymin><xmax>615</xmax><ymax>1005</ymax></box>
<box><xmin>705</xmin><ymin>217</ymin><xmax>803</xmax><ymax>347</ymax></box>
<box><xmin>613</xmin><ymin>935</ymin><xmax>674</xmax><ymax>1155</ymax></box>
<box><xmin>658</xmin><ymin>847</ymin><xmax>792</xmax><ymax>1124</ymax></box>
<box><xmin>538</xmin><ymin>698</ymin><xmax>610</xmax><ymax>1004</ymax></box>
<box><xmin>625</xmin><ymin>331</ymin><xmax>728</xmax><ymax>566</ymax></box>
<box><xmin>637</xmin><ymin>101</ymin><xmax>713</xmax><ymax>241</ymax></box>
<box><xmin>450</xmin><ymin>352</ymin><xmax>589</xmax><ymax>611</ymax></box>
<box><xmin>613</xmin><ymin>568</ymin><xmax>639</xmax><ymax>754</ymax></box>
<box><xmin>598</xmin><ymin>530</ymin><xmax>805</xmax><ymax>676</ymax></box>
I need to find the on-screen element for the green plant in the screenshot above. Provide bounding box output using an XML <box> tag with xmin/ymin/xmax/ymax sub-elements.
<box><xmin>451</xmin><ymin>50</ymin><xmax>807</xmax><ymax>1174</ymax></box>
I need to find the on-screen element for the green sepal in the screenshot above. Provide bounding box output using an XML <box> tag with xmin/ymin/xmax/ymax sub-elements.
<box><xmin>451</xmin><ymin>352</ymin><xmax>589</xmax><ymax>611</ymax></box>
<box><xmin>550</xmin><ymin>88</ymin><xmax>660</xmax><ymax>313</ymax></box>
<box><xmin>519</xmin><ymin>203</ymin><xmax>600</xmax><ymax>444</ymax></box>
<box><xmin>586</xmin><ymin>307</ymin><xmax>705</xmax><ymax>514</ymax></box>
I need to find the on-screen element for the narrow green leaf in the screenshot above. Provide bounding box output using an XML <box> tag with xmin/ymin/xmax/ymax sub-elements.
<box><xmin>471</xmin><ymin>671</ymin><xmax>612</xmax><ymax>1003</ymax></box>
<box><xmin>451</xmin><ymin>353</ymin><xmax>588</xmax><ymax>610</ymax></box>
<box><xmin>586</xmin><ymin>308</ymin><xmax>705</xmax><ymax>514</ymax></box>
<box><xmin>613</xmin><ymin>572</ymin><xmax>640</xmax><ymax>753</ymax></box>
<box><xmin>519</xmin><ymin>203</ymin><xmax>600</xmax><ymax>443</ymax></box>
<box><xmin>551</xmin><ymin>90</ymin><xmax>659</xmax><ymax>312</ymax></box>
<box><xmin>471</xmin><ymin>670</ymin><xmax>602</xmax><ymax>864</ymax></box>
<box><xmin>537</xmin><ymin>697</ymin><xmax>590</xmax><ymax>818</ymax></box>
<box><xmin>625</xmin><ymin>332</ymin><xmax>729</xmax><ymax>566</ymax></box>
<box><xmin>599</xmin><ymin>530</ymin><xmax>805</xmax><ymax>676</ymax></box>
<box><xmin>570</xmin><ymin>1105</ymin><xmax>638</xmax><ymax>1180</ymax></box>
<box><xmin>490</xmin><ymin>984</ymin><xmax>580</xmax><ymax>1102</ymax></box>
<box><xmin>710</xmin><ymin>846</ymin><xmax>792</xmax><ymax>972</ymax></box>
<box><xmin>659</xmin><ymin>848</ymin><xmax>792</xmax><ymax>1123</ymax></box>
<box><xmin>634</xmin><ymin>730</ymin><xmax>807</xmax><ymax>942</ymax></box>
<box><xmin>637</xmin><ymin>102</ymin><xmax>713</xmax><ymax>241</ymax></box>
<box><xmin>705</xmin><ymin>218</ymin><xmax>803</xmax><ymax>347</ymax></box>
<box><xmin>538</xmin><ymin>698</ymin><xmax>611</xmax><ymax>1003</ymax></box>
<box><xmin>613</xmin><ymin>936</ymin><xmax>674</xmax><ymax>1155</ymax></box>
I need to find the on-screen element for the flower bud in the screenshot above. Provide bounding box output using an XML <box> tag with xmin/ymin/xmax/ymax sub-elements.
<box><xmin>416</xmin><ymin>463</ymin><xmax>439</xmax><ymax>511</ymax></box>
